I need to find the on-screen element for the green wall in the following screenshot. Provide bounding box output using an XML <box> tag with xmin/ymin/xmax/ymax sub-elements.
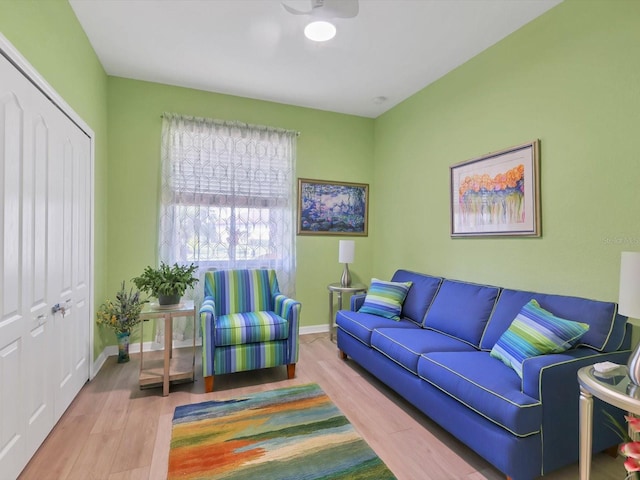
<box><xmin>0</xmin><ymin>0</ymin><xmax>110</xmax><ymax>357</ymax></box>
<box><xmin>107</xmin><ymin>77</ymin><xmax>374</xmax><ymax>329</ymax></box>
<box><xmin>373</xmin><ymin>0</ymin><xmax>640</xmax><ymax>303</ymax></box>
<box><xmin>2</xmin><ymin>0</ymin><xmax>638</xmax><ymax>358</ymax></box>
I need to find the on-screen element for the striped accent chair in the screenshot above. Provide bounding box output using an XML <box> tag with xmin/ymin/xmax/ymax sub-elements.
<box><xmin>200</xmin><ymin>269</ymin><xmax>301</xmax><ymax>392</ymax></box>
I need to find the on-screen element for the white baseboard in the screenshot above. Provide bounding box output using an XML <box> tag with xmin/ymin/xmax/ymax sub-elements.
<box><xmin>91</xmin><ymin>348</ymin><xmax>111</xmax><ymax>380</ymax></box>
<box><xmin>91</xmin><ymin>339</ymin><xmax>202</xmax><ymax>377</ymax></box>
<box><xmin>92</xmin><ymin>326</ymin><xmax>327</xmax><ymax>378</ymax></box>
<box><xmin>300</xmin><ymin>324</ymin><xmax>330</xmax><ymax>335</ymax></box>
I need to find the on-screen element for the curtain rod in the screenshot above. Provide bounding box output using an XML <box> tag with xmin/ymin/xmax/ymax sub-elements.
<box><xmin>160</xmin><ymin>113</ymin><xmax>300</xmax><ymax>136</ymax></box>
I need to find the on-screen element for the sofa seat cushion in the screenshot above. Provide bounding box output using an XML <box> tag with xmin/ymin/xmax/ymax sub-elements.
<box><xmin>417</xmin><ymin>352</ymin><xmax>542</xmax><ymax>437</ymax></box>
<box><xmin>214</xmin><ymin>311</ymin><xmax>288</xmax><ymax>346</ymax></box>
<box><xmin>336</xmin><ymin>310</ymin><xmax>419</xmax><ymax>346</ymax></box>
<box><xmin>371</xmin><ymin>328</ymin><xmax>476</xmax><ymax>374</ymax></box>
<box><xmin>424</xmin><ymin>279</ymin><xmax>500</xmax><ymax>347</ymax></box>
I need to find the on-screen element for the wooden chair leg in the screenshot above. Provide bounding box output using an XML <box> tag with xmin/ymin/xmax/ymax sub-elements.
<box><xmin>338</xmin><ymin>349</ymin><xmax>348</xmax><ymax>360</ymax></box>
<box><xmin>204</xmin><ymin>375</ymin><xmax>214</xmax><ymax>393</ymax></box>
<box><xmin>287</xmin><ymin>363</ymin><xmax>296</xmax><ymax>379</ymax></box>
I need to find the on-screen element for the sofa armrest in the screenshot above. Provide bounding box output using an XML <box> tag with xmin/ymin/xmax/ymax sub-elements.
<box><xmin>274</xmin><ymin>294</ymin><xmax>302</xmax><ymax>363</ymax></box>
<box><xmin>521</xmin><ymin>348</ymin><xmax>623</xmax><ymax>400</ymax></box>
<box><xmin>350</xmin><ymin>293</ymin><xmax>366</xmax><ymax>311</ymax></box>
<box><xmin>522</xmin><ymin>347</ymin><xmax>631</xmax><ymax>473</ymax></box>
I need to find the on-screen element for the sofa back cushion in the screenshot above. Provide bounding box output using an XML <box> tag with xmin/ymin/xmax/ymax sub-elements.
<box><xmin>390</xmin><ymin>270</ymin><xmax>443</xmax><ymax>325</ymax></box>
<box><xmin>424</xmin><ymin>279</ymin><xmax>500</xmax><ymax>347</ymax></box>
<box><xmin>480</xmin><ymin>288</ymin><xmax>627</xmax><ymax>352</ymax></box>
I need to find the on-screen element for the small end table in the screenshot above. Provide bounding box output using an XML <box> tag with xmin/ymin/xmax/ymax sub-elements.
<box><xmin>327</xmin><ymin>282</ymin><xmax>367</xmax><ymax>342</ymax></box>
<box><xmin>578</xmin><ymin>364</ymin><xmax>640</xmax><ymax>479</ymax></box>
<box><xmin>138</xmin><ymin>301</ymin><xmax>196</xmax><ymax>396</ymax></box>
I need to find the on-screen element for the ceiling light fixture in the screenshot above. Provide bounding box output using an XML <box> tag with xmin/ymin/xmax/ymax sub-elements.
<box><xmin>304</xmin><ymin>20</ymin><xmax>336</xmax><ymax>42</ymax></box>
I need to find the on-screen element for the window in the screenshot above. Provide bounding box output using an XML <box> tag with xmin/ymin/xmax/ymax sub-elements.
<box><xmin>159</xmin><ymin>113</ymin><xmax>297</xmax><ymax>297</ymax></box>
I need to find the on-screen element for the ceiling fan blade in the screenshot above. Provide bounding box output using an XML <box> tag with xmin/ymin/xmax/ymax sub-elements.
<box><xmin>281</xmin><ymin>3</ymin><xmax>313</xmax><ymax>15</ymax></box>
<box><xmin>320</xmin><ymin>0</ymin><xmax>359</xmax><ymax>18</ymax></box>
<box><xmin>282</xmin><ymin>0</ymin><xmax>359</xmax><ymax>19</ymax></box>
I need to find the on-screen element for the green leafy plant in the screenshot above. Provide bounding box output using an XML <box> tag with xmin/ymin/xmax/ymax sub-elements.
<box><xmin>132</xmin><ymin>262</ymin><xmax>199</xmax><ymax>299</ymax></box>
<box><xmin>96</xmin><ymin>281</ymin><xmax>146</xmax><ymax>334</ymax></box>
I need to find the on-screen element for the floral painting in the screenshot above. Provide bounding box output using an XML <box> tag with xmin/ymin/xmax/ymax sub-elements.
<box><xmin>297</xmin><ymin>178</ymin><xmax>368</xmax><ymax>236</ymax></box>
<box><xmin>450</xmin><ymin>140</ymin><xmax>540</xmax><ymax>237</ymax></box>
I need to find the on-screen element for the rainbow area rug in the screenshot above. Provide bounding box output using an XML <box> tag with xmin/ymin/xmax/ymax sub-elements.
<box><xmin>168</xmin><ymin>383</ymin><xmax>396</xmax><ymax>479</ymax></box>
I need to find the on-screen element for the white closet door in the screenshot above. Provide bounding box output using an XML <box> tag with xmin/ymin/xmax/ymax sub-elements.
<box><xmin>0</xmin><ymin>45</ymin><xmax>92</xmax><ymax>479</ymax></box>
<box><xmin>0</xmin><ymin>76</ymin><xmax>29</xmax><ymax>480</ymax></box>
<box><xmin>49</xmin><ymin>115</ymin><xmax>91</xmax><ymax>418</ymax></box>
<box><xmin>21</xmin><ymin>92</ymin><xmax>55</xmax><ymax>465</ymax></box>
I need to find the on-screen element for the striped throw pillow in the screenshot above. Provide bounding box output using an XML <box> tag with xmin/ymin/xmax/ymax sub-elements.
<box><xmin>490</xmin><ymin>299</ymin><xmax>589</xmax><ymax>378</ymax></box>
<box><xmin>358</xmin><ymin>278</ymin><xmax>412</xmax><ymax>321</ymax></box>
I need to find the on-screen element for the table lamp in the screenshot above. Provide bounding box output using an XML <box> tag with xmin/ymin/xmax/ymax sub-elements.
<box><xmin>619</xmin><ymin>251</ymin><xmax>640</xmax><ymax>385</ymax></box>
<box><xmin>339</xmin><ymin>240</ymin><xmax>355</xmax><ymax>287</ymax></box>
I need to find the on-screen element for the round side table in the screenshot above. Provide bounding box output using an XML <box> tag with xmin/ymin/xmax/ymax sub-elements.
<box><xmin>577</xmin><ymin>364</ymin><xmax>640</xmax><ymax>479</ymax></box>
<box><xmin>327</xmin><ymin>282</ymin><xmax>367</xmax><ymax>341</ymax></box>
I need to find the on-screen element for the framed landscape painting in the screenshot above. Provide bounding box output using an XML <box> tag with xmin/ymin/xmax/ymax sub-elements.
<box><xmin>450</xmin><ymin>140</ymin><xmax>541</xmax><ymax>237</ymax></box>
<box><xmin>297</xmin><ymin>178</ymin><xmax>369</xmax><ymax>236</ymax></box>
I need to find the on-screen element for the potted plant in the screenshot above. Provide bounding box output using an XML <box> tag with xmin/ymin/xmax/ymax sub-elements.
<box><xmin>96</xmin><ymin>281</ymin><xmax>146</xmax><ymax>363</ymax></box>
<box><xmin>132</xmin><ymin>262</ymin><xmax>199</xmax><ymax>306</ymax></box>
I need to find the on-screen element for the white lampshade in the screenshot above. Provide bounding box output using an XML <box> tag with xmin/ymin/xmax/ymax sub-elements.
<box><xmin>338</xmin><ymin>240</ymin><xmax>355</xmax><ymax>264</ymax></box>
<box><xmin>619</xmin><ymin>251</ymin><xmax>640</xmax><ymax>319</ymax></box>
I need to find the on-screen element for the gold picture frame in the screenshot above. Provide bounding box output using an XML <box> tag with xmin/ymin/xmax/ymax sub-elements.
<box><xmin>297</xmin><ymin>178</ymin><xmax>369</xmax><ymax>236</ymax></box>
<box><xmin>450</xmin><ymin>140</ymin><xmax>541</xmax><ymax>237</ymax></box>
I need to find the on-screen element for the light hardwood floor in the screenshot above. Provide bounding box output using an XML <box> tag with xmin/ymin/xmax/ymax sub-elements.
<box><xmin>19</xmin><ymin>333</ymin><xmax>624</xmax><ymax>480</ymax></box>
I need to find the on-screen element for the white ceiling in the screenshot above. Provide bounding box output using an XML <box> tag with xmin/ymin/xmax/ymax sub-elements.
<box><xmin>69</xmin><ymin>0</ymin><xmax>562</xmax><ymax>118</ymax></box>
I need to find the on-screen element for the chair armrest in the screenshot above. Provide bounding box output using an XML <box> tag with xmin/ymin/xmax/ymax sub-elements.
<box><xmin>351</xmin><ymin>293</ymin><xmax>366</xmax><ymax>311</ymax></box>
<box><xmin>199</xmin><ymin>296</ymin><xmax>216</xmax><ymax>316</ymax></box>
<box><xmin>274</xmin><ymin>294</ymin><xmax>302</xmax><ymax>364</ymax></box>
<box><xmin>199</xmin><ymin>296</ymin><xmax>216</xmax><ymax>377</ymax></box>
<box><xmin>274</xmin><ymin>294</ymin><xmax>301</xmax><ymax>323</ymax></box>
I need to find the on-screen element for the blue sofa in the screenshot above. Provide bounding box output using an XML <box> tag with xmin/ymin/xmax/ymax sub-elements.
<box><xmin>336</xmin><ymin>270</ymin><xmax>631</xmax><ymax>480</ymax></box>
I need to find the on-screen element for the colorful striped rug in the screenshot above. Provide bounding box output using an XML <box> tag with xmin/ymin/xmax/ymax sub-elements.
<box><xmin>168</xmin><ymin>383</ymin><xmax>396</xmax><ymax>479</ymax></box>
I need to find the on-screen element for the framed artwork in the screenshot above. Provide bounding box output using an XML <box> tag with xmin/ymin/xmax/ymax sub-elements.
<box><xmin>450</xmin><ymin>140</ymin><xmax>541</xmax><ymax>237</ymax></box>
<box><xmin>297</xmin><ymin>178</ymin><xmax>369</xmax><ymax>236</ymax></box>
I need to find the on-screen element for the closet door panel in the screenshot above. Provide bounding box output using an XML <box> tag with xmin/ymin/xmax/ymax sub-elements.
<box><xmin>49</xmin><ymin>136</ymin><xmax>74</xmax><ymax>417</ymax></box>
<box><xmin>0</xmin><ymin>89</ymin><xmax>28</xmax><ymax>480</ymax></box>
<box><xmin>71</xmin><ymin>131</ymin><xmax>90</xmax><ymax>393</ymax></box>
<box><xmin>49</xmin><ymin>122</ymin><xmax>90</xmax><ymax>418</ymax></box>
<box><xmin>23</xmin><ymin>115</ymin><xmax>54</xmax><ymax>458</ymax></box>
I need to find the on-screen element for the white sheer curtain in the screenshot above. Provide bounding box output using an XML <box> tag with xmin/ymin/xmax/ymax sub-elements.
<box><xmin>156</xmin><ymin>113</ymin><xmax>297</xmax><ymax>344</ymax></box>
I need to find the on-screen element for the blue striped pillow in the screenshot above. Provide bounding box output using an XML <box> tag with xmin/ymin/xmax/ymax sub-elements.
<box><xmin>490</xmin><ymin>299</ymin><xmax>589</xmax><ymax>378</ymax></box>
<box><xmin>358</xmin><ymin>278</ymin><xmax>412</xmax><ymax>321</ymax></box>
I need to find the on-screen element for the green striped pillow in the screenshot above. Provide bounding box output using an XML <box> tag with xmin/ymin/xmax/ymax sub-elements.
<box><xmin>358</xmin><ymin>278</ymin><xmax>412</xmax><ymax>321</ymax></box>
<box><xmin>490</xmin><ymin>299</ymin><xmax>589</xmax><ymax>378</ymax></box>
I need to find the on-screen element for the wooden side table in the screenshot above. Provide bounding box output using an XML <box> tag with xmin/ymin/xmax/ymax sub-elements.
<box><xmin>139</xmin><ymin>301</ymin><xmax>196</xmax><ymax>396</ymax></box>
<box><xmin>577</xmin><ymin>364</ymin><xmax>640</xmax><ymax>479</ymax></box>
<box><xmin>328</xmin><ymin>282</ymin><xmax>367</xmax><ymax>341</ymax></box>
